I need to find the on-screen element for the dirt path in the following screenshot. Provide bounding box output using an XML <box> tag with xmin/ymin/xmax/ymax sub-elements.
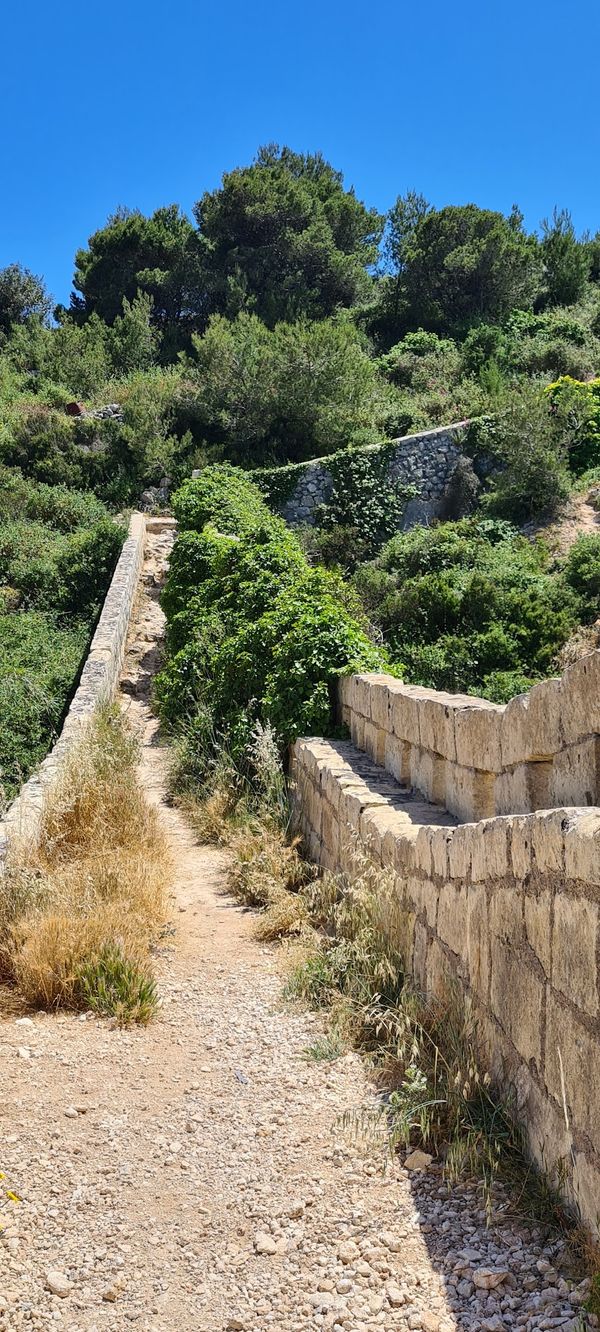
<box><xmin>534</xmin><ymin>490</ymin><xmax>600</xmax><ymax>557</ymax></box>
<box><xmin>0</xmin><ymin>527</ymin><xmax>591</xmax><ymax>1332</ymax></box>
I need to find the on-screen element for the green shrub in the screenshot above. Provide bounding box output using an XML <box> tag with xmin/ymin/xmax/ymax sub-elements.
<box><xmin>563</xmin><ymin>533</ymin><xmax>600</xmax><ymax>615</ymax></box>
<box><xmin>354</xmin><ymin>517</ymin><xmax>579</xmax><ymax>700</ymax></box>
<box><xmin>155</xmin><ymin>467</ymin><xmax>386</xmax><ymax>778</ymax></box>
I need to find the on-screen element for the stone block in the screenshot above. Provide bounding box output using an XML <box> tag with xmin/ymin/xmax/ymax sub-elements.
<box><xmin>392</xmin><ymin>827</ymin><xmax>419</xmax><ymax>876</ymax></box>
<box><xmin>489</xmin><ymin>886</ymin><xmax>523</xmax><ymax>942</ymax></box>
<box><xmin>437</xmin><ymin>881</ymin><xmax>467</xmax><ymax>955</ymax></box>
<box><xmin>564</xmin><ymin>810</ymin><xmax>600</xmax><ymax>887</ymax></box>
<box><xmin>572</xmin><ymin>1153</ymin><xmax>600</xmax><ymax>1238</ymax></box>
<box><xmin>510</xmin><ymin>816</ymin><xmax>532</xmax><ymax>880</ymax></box>
<box><xmin>419</xmin><ymin>692</ymin><xmax>459</xmax><ymax>762</ymax></box>
<box><xmin>426</xmin><ymin>938</ymin><xmax>453</xmax><ymax>996</ymax></box>
<box><xmin>338</xmin><ymin>675</ymin><xmax>353</xmax><ymax>710</ymax></box>
<box><xmin>561</xmin><ymin>650</ymin><xmax>600</xmax><ymax>745</ymax></box>
<box><xmin>420</xmin><ymin>879</ymin><xmax>439</xmax><ymax>928</ymax></box>
<box><xmin>445</xmin><ymin>762</ymin><xmax>495</xmax><ymax>823</ymax></box>
<box><xmin>530</xmin><ymin>809</ymin><xmax>566</xmax><ymax>875</ymax></box>
<box><xmin>321</xmin><ymin>802</ymin><xmax>340</xmax><ymax>868</ymax></box>
<box><xmin>349</xmin><ymin>711</ymin><xmax>365</xmax><ymax>751</ymax></box>
<box><xmin>466</xmin><ymin>883</ymin><xmax>490</xmax><ymax>1001</ymax></box>
<box><xmin>430</xmin><ymin>826</ymin><xmax>451</xmax><ymax>879</ymax></box>
<box><xmin>470</xmin><ymin>818</ymin><xmax>509</xmax><ymax>881</ymax></box>
<box><xmin>384</xmin><ymin>732</ymin><xmax>410</xmax><ymax>785</ymax></box>
<box><xmin>545</xmin><ymin>991</ymin><xmax>600</xmax><ymax>1144</ymax></box>
<box><xmin>495</xmin><ymin>761</ymin><xmax>552</xmax><ymax>816</ymax></box>
<box><xmin>368</xmin><ymin>679</ymin><xmax>394</xmax><ymax>732</ymax></box>
<box><xmin>414</xmin><ymin>826</ymin><xmax>433</xmax><ymax>876</ymax></box>
<box><xmin>524</xmin><ymin>889</ymin><xmax>552</xmax><ymax>976</ymax></box>
<box><xmin>552</xmin><ymin>892</ymin><xmax>598</xmax><ymax>1016</ymax></box>
<box><xmin>454</xmin><ymin>699</ymin><xmax>504</xmax><ymax>773</ymax></box>
<box><xmin>389</xmin><ymin>684</ymin><xmax>431</xmax><ymax>745</ymax></box>
<box><xmin>412</xmin><ymin>921</ymin><xmax>428</xmax><ymax>989</ymax></box>
<box><xmin>501</xmin><ymin>678</ymin><xmax>563</xmax><ymax>767</ymax></box>
<box><xmin>490</xmin><ymin>941</ymin><xmax>543</xmax><ymax>1067</ymax></box>
<box><xmin>447</xmin><ymin>823</ymin><xmax>473</xmax><ymax>879</ymax></box>
<box><xmin>525</xmin><ymin>1078</ymin><xmax>573</xmax><ymax>1181</ymax></box>
<box><xmin>409</xmin><ymin>747</ymin><xmax>447</xmax><ymax>805</ymax></box>
<box><xmin>363</xmin><ymin>719</ymin><xmax>386</xmax><ymax>766</ymax></box>
<box><xmin>549</xmin><ymin>737</ymin><xmax>600</xmax><ymax>808</ymax></box>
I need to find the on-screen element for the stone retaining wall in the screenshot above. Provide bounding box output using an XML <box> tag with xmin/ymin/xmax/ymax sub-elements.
<box><xmin>255</xmin><ymin>424</ymin><xmax>467</xmax><ymax>529</ymax></box>
<box><xmin>340</xmin><ymin>656</ymin><xmax>600</xmax><ymax>823</ymax></box>
<box><xmin>0</xmin><ymin>513</ymin><xmax>146</xmax><ymax>860</ymax></box>
<box><xmin>291</xmin><ymin>735</ymin><xmax>600</xmax><ymax>1234</ymax></box>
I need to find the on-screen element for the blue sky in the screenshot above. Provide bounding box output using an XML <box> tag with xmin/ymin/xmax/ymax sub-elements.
<box><xmin>3</xmin><ymin>0</ymin><xmax>599</xmax><ymax>305</ymax></box>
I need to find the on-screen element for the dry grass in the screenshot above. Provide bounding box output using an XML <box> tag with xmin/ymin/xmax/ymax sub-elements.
<box><xmin>0</xmin><ymin>706</ymin><xmax>171</xmax><ymax>1020</ymax></box>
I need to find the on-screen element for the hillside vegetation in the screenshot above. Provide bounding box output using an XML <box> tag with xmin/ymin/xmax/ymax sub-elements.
<box><xmin>1</xmin><ymin>146</ymin><xmax>600</xmax><ymax>802</ymax></box>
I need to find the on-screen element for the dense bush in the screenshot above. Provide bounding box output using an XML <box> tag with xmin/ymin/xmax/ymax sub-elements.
<box><xmin>155</xmin><ymin>467</ymin><xmax>385</xmax><ymax>779</ymax></box>
<box><xmin>354</xmin><ymin>518</ymin><xmax>583</xmax><ymax>701</ymax></box>
<box><xmin>0</xmin><ymin>471</ymin><xmax>124</xmax><ymax>799</ymax></box>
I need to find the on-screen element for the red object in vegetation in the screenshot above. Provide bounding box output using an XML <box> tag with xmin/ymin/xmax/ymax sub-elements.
<box><xmin>65</xmin><ymin>401</ymin><xmax>85</xmax><ymax>416</ymax></box>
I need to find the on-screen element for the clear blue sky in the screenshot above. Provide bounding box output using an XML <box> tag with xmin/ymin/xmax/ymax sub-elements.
<box><xmin>3</xmin><ymin>0</ymin><xmax>599</xmax><ymax>305</ymax></box>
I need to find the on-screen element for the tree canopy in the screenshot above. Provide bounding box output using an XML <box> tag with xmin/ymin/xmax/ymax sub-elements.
<box><xmin>194</xmin><ymin>145</ymin><xmax>383</xmax><ymax>325</ymax></box>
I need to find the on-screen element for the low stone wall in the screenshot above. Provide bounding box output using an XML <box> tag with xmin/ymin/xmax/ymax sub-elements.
<box><xmin>0</xmin><ymin>513</ymin><xmax>146</xmax><ymax>860</ymax></box>
<box><xmin>340</xmin><ymin>657</ymin><xmax>600</xmax><ymax>822</ymax></box>
<box><xmin>291</xmin><ymin>735</ymin><xmax>600</xmax><ymax>1234</ymax></box>
<box><xmin>253</xmin><ymin>423</ymin><xmax>467</xmax><ymax>529</ymax></box>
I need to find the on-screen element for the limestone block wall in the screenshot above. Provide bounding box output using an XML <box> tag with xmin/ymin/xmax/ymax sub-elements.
<box><xmin>0</xmin><ymin>513</ymin><xmax>146</xmax><ymax>860</ymax></box>
<box><xmin>340</xmin><ymin>655</ymin><xmax>600</xmax><ymax>822</ymax></box>
<box><xmin>291</xmin><ymin>735</ymin><xmax>600</xmax><ymax>1233</ymax></box>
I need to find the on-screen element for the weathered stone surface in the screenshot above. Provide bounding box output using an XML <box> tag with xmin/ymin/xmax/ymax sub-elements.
<box><xmin>550</xmin><ymin>736</ymin><xmax>600</xmax><ymax>808</ymax></box>
<box><xmin>466</xmin><ymin>883</ymin><xmax>490</xmax><ymax>1000</ymax></box>
<box><xmin>470</xmin><ymin>818</ymin><xmax>508</xmax><ymax>881</ymax></box>
<box><xmin>524</xmin><ymin>889</ymin><xmax>552</xmax><ymax>976</ymax></box>
<box><xmin>501</xmin><ymin>678</ymin><xmax>563</xmax><ymax>766</ymax></box>
<box><xmin>445</xmin><ymin>762</ymin><xmax>495</xmax><ymax>823</ymax></box>
<box><xmin>437</xmin><ymin>882</ymin><xmax>467</xmax><ymax>954</ymax></box>
<box><xmin>552</xmin><ymin>893</ymin><xmax>598</xmax><ymax>1016</ymax></box>
<box><xmin>490</xmin><ymin>943</ymin><xmax>543</xmax><ymax>1067</ymax></box>
<box><xmin>561</xmin><ymin>650</ymin><xmax>600</xmax><ymax>745</ymax></box>
<box><xmin>455</xmin><ymin>699</ymin><xmax>503</xmax><ymax>773</ymax></box>
<box><xmin>564</xmin><ymin>810</ymin><xmax>600</xmax><ymax>886</ymax></box>
<box><xmin>545</xmin><ymin>992</ymin><xmax>600</xmax><ymax>1142</ymax></box>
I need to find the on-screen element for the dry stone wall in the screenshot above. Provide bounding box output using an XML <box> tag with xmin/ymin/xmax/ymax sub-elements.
<box><xmin>290</xmin><ymin>733</ymin><xmax>600</xmax><ymax>1235</ymax></box>
<box><xmin>259</xmin><ymin>424</ymin><xmax>467</xmax><ymax>529</ymax></box>
<box><xmin>0</xmin><ymin>513</ymin><xmax>147</xmax><ymax>861</ymax></box>
<box><xmin>340</xmin><ymin>657</ymin><xmax>600</xmax><ymax>822</ymax></box>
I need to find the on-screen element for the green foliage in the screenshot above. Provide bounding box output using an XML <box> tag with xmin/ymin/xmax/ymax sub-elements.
<box><xmin>69</xmin><ymin>204</ymin><xmax>207</xmax><ymax>355</ymax></box>
<box><xmin>563</xmin><ymin>534</ymin><xmax>600</xmax><ymax>615</ymax></box>
<box><xmin>183</xmin><ymin>311</ymin><xmax>388</xmax><ymax>465</ymax></box>
<box><xmin>76</xmin><ymin>943</ymin><xmax>159</xmax><ymax>1025</ymax></box>
<box><xmin>540</xmin><ymin>209</ymin><xmax>590</xmax><ymax>308</ymax></box>
<box><xmin>155</xmin><ymin>467</ymin><xmax>385</xmax><ymax>779</ymax></box>
<box><xmin>195</xmin><ymin>144</ymin><xmax>383</xmax><ymax>325</ymax></box>
<box><xmin>0</xmin><ymin>264</ymin><xmax>51</xmax><ymax>337</ymax></box>
<box><xmin>544</xmin><ymin>375</ymin><xmax>600</xmax><ymax>475</ymax></box>
<box><xmin>471</xmin><ymin>385</ymin><xmax>572</xmax><ymax>523</ymax></box>
<box><xmin>354</xmin><ymin>517</ymin><xmax>579</xmax><ymax>700</ymax></box>
<box><xmin>377</xmin><ymin>202</ymin><xmax>540</xmax><ymax>341</ymax></box>
<box><xmin>0</xmin><ymin>471</ymin><xmax>123</xmax><ymax>799</ymax></box>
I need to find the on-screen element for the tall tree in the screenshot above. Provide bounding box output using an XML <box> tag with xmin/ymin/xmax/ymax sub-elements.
<box><xmin>399</xmin><ymin>204</ymin><xmax>541</xmax><ymax>334</ymax></box>
<box><xmin>194</xmin><ymin>145</ymin><xmax>383</xmax><ymax>325</ymax></box>
<box><xmin>540</xmin><ymin>208</ymin><xmax>589</xmax><ymax>307</ymax></box>
<box><xmin>0</xmin><ymin>264</ymin><xmax>51</xmax><ymax>336</ymax></box>
<box><xmin>69</xmin><ymin>205</ymin><xmax>208</xmax><ymax>354</ymax></box>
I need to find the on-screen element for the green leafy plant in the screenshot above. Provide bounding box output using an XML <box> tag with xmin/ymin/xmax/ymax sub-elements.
<box><xmin>76</xmin><ymin>943</ymin><xmax>159</xmax><ymax>1025</ymax></box>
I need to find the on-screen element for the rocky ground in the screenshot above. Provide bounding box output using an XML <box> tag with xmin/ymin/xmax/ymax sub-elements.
<box><xmin>0</xmin><ymin>525</ymin><xmax>594</xmax><ymax>1332</ymax></box>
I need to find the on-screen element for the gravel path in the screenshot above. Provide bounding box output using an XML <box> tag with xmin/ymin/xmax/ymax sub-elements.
<box><xmin>0</xmin><ymin>526</ymin><xmax>593</xmax><ymax>1332</ymax></box>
